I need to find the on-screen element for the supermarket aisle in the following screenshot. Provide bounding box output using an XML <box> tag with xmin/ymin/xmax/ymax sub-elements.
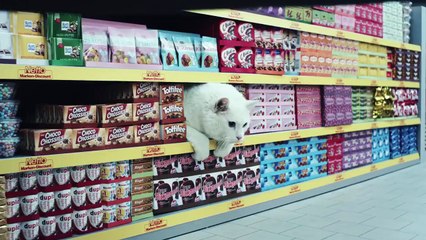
<box><xmin>170</xmin><ymin>162</ymin><xmax>426</xmax><ymax>240</ymax></box>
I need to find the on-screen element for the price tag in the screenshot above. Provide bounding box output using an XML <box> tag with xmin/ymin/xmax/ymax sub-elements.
<box><xmin>143</xmin><ymin>71</ymin><xmax>165</xmax><ymax>81</ymax></box>
<box><xmin>335</xmin><ymin>126</ymin><xmax>344</xmax><ymax>134</ymax></box>
<box><xmin>370</xmin><ymin>165</ymin><xmax>378</xmax><ymax>172</ymax></box>
<box><xmin>18</xmin><ymin>66</ymin><xmax>53</xmax><ymax>80</ymax></box>
<box><xmin>289</xmin><ymin>185</ymin><xmax>301</xmax><ymax>195</ymax></box>
<box><xmin>228</xmin><ymin>199</ymin><xmax>245</xmax><ymax>210</ymax></box>
<box><xmin>142</xmin><ymin>146</ymin><xmax>165</xmax><ymax>157</ymax></box>
<box><xmin>398</xmin><ymin>157</ymin><xmax>405</xmax><ymax>164</ymax></box>
<box><xmin>334</xmin><ymin>173</ymin><xmax>344</xmax><ymax>182</ymax></box>
<box><xmin>336</xmin><ymin>31</ymin><xmax>345</xmax><ymax>38</ymax></box>
<box><xmin>335</xmin><ymin>78</ymin><xmax>344</xmax><ymax>85</ymax></box>
<box><xmin>229</xmin><ymin>10</ymin><xmax>243</xmax><ymax>19</ymax></box>
<box><xmin>371</xmin><ymin>122</ymin><xmax>378</xmax><ymax>129</ymax></box>
<box><xmin>289</xmin><ymin>131</ymin><xmax>301</xmax><ymax>139</ymax></box>
<box><xmin>400</xmin><ymin>43</ymin><xmax>407</xmax><ymax>49</ymax></box>
<box><xmin>145</xmin><ymin>218</ymin><xmax>167</xmax><ymax>232</ymax></box>
<box><xmin>370</xmin><ymin>80</ymin><xmax>378</xmax><ymax>87</ymax></box>
<box><xmin>399</xmin><ymin>119</ymin><xmax>406</xmax><ymax>126</ymax></box>
<box><xmin>398</xmin><ymin>81</ymin><xmax>406</xmax><ymax>88</ymax></box>
<box><xmin>371</xmin><ymin>38</ymin><xmax>379</xmax><ymax>45</ymax></box>
<box><xmin>290</xmin><ymin>76</ymin><xmax>301</xmax><ymax>84</ymax></box>
<box><xmin>19</xmin><ymin>157</ymin><xmax>53</xmax><ymax>171</ymax></box>
<box><xmin>228</xmin><ymin>74</ymin><xmax>244</xmax><ymax>83</ymax></box>
<box><xmin>289</xmin><ymin>22</ymin><xmax>301</xmax><ymax>31</ymax></box>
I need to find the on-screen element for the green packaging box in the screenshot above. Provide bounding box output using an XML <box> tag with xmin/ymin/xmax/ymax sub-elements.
<box><xmin>48</xmin><ymin>37</ymin><xmax>84</xmax><ymax>66</ymax></box>
<box><xmin>302</xmin><ymin>8</ymin><xmax>313</xmax><ymax>23</ymax></box>
<box><xmin>46</xmin><ymin>13</ymin><xmax>81</xmax><ymax>38</ymax></box>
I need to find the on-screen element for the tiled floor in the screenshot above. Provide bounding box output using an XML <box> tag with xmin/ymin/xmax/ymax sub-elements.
<box><xmin>169</xmin><ymin>162</ymin><xmax>426</xmax><ymax>240</ymax></box>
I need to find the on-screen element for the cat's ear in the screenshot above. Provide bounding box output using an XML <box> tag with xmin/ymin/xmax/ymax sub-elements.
<box><xmin>215</xmin><ymin>98</ymin><xmax>229</xmax><ymax>113</ymax></box>
<box><xmin>246</xmin><ymin>100</ymin><xmax>257</xmax><ymax>111</ymax></box>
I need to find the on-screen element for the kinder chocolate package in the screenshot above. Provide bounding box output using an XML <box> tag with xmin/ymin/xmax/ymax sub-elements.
<box><xmin>108</xmin><ymin>27</ymin><xmax>136</xmax><ymax>64</ymax></box>
<box><xmin>173</xmin><ymin>36</ymin><xmax>198</xmax><ymax>68</ymax></box>
<box><xmin>134</xmin><ymin>122</ymin><xmax>161</xmax><ymax>144</ymax></box>
<box><xmin>237</xmin><ymin>47</ymin><xmax>254</xmax><ymax>69</ymax></box>
<box><xmin>135</xmin><ymin>29</ymin><xmax>160</xmax><ymax>65</ymax></box>
<box><xmin>82</xmin><ymin>27</ymin><xmax>108</xmax><ymax>62</ymax></box>
<box><xmin>201</xmin><ymin>36</ymin><xmax>218</xmax><ymax>69</ymax></box>
<box><xmin>46</xmin><ymin>13</ymin><xmax>81</xmax><ymax>38</ymax></box>
<box><xmin>0</xmin><ymin>33</ymin><xmax>14</xmax><ymax>59</ymax></box>
<box><xmin>159</xmin><ymin>32</ymin><xmax>177</xmax><ymax>67</ymax></box>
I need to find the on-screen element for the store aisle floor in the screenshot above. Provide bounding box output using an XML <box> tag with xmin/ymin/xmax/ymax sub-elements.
<box><xmin>169</xmin><ymin>162</ymin><xmax>426</xmax><ymax>240</ymax></box>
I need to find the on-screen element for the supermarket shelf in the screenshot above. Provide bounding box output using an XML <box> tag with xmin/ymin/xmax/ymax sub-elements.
<box><xmin>0</xmin><ymin>64</ymin><xmax>420</xmax><ymax>88</ymax></box>
<box><xmin>189</xmin><ymin>9</ymin><xmax>421</xmax><ymax>52</ymax></box>
<box><xmin>73</xmin><ymin>153</ymin><xmax>420</xmax><ymax>240</ymax></box>
<box><xmin>0</xmin><ymin>117</ymin><xmax>420</xmax><ymax>174</ymax></box>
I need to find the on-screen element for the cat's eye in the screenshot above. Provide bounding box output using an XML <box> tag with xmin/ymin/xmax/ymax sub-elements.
<box><xmin>243</xmin><ymin>122</ymin><xmax>248</xmax><ymax>127</ymax></box>
<box><xmin>228</xmin><ymin>121</ymin><xmax>236</xmax><ymax>128</ymax></box>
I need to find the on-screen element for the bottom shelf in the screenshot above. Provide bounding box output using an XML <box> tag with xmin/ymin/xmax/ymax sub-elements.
<box><xmin>75</xmin><ymin>153</ymin><xmax>420</xmax><ymax>240</ymax></box>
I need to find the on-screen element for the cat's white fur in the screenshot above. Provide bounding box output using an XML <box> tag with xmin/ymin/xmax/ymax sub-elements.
<box><xmin>184</xmin><ymin>83</ymin><xmax>256</xmax><ymax>161</ymax></box>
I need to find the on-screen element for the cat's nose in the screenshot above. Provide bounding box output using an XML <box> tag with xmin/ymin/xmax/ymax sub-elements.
<box><xmin>237</xmin><ymin>136</ymin><xmax>242</xmax><ymax>141</ymax></box>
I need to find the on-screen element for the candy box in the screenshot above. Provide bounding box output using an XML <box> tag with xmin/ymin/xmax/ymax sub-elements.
<box><xmin>161</xmin><ymin>123</ymin><xmax>186</xmax><ymax>144</ymax></box>
<box><xmin>46</xmin><ymin>13</ymin><xmax>81</xmax><ymax>38</ymax></box>
<box><xmin>131</xmin><ymin>82</ymin><xmax>159</xmax><ymax>103</ymax></box>
<box><xmin>55</xmin><ymin>105</ymin><xmax>97</xmax><ymax>127</ymax></box>
<box><xmin>153</xmin><ymin>178</ymin><xmax>181</xmax><ymax>214</ymax></box>
<box><xmin>222</xmin><ymin>169</ymin><xmax>244</xmax><ymax>196</ymax></box>
<box><xmin>236</xmin><ymin>47</ymin><xmax>254</xmax><ymax>69</ymax></box>
<box><xmin>220</xmin><ymin>45</ymin><xmax>237</xmax><ymax>69</ymax></box>
<box><xmin>11</xmin><ymin>12</ymin><xmax>43</xmax><ymax>36</ymax></box>
<box><xmin>21</xmin><ymin>129</ymin><xmax>73</xmax><ymax>154</ymax></box>
<box><xmin>97</xmin><ymin>103</ymin><xmax>132</xmax><ymax>126</ymax></box>
<box><xmin>153</xmin><ymin>156</ymin><xmax>181</xmax><ymax>176</ymax></box>
<box><xmin>178</xmin><ymin>175</ymin><xmax>204</xmax><ymax>206</ymax></box>
<box><xmin>219</xmin><ymin>19</ymin><xmax>237</xmax><ymax>40</ymax></box>
<box><xmin>133</xmin><ymin>102</ymin><xmax>160</xmax><ymax>123</ymax></box>
<box><xmin>105</xmin><ymin>126</ymin><xmax>134</xmax><ymax>147</ymax></box>
<box><xmin>134</xmin><ymin>122</ymin><xmax>161</xmax><ymax>145</ymax></box>
<box><xmin>16</xmin><ymin>35</ymin><xmax>47</xmax><ymax>59</ymax></box>
<box><xmin>71</xmin><ymin>128</ymin><xmax>105</xmax><ymax>150</ymax></box>
<box><xmin>159</xmin><ymin>84</ymin><xmax>184</xmax><ymax>105</ymax></box>
<box><xmin>201</xmin><ymin>171</ymin><xmax>225</xmax><ymax>201</ymax></box>
<box><xmin>48</xmin><ymin>37</ymin><xmax>84</xmax><ymax>66</ymax></box>
<box><xmin>160</xmin><ymin>102</ymin><xmax>185</xmax><ymax>124</ymax></box>
<box><xmin>131</xmin><ymin>159</ymin><xmax>153</xmax><ymax>174</ymax></box>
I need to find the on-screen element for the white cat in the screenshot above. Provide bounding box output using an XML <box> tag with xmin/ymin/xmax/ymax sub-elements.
<box><xmin>184</xmin><ymin>83</ymin><xmax>256</xmax><ymax>161</ymax></box>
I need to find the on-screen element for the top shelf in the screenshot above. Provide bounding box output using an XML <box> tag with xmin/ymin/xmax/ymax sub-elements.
<box><xmin>189</xmin><ymin>9</ymin><xmax>421</xmax><ymax>52</ymax></box>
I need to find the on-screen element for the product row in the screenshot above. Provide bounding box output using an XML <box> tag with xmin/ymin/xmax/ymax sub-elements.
<box><xmin>0</xmin><ymin>10</ymin><xmax>420</xmax><ymax>81</ymax></box>
<box><xmin>247</xmin><ymin>2</ymin><xmax>412</xmax><ymax>43</ymax></box>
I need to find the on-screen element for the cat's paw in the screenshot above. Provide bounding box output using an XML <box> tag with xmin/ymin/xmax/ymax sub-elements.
<box><xmin>192</xmin><ymin>151</ymin><xmax>209</xmax><ymax>161</ymax></box>
<box><xmin>213</xmin><ymin>148</ymin><xmax>231</xmax><ymax>158</ymax></box>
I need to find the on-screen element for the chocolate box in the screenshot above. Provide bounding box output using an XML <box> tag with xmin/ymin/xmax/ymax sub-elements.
<box><xmin>131</xmin><ymin>159</ymin><xmax>153</xmax><ymax>174</ymax></box>
<box><xmin>160</xmin><ymin>102</ymin><xmax>185</xmax><ymax>124</ymax></box>
<box><xmin>12</xmin><ymin>12</ymin><xmax>44</xmax><ymax>36</ymax></box>
<box><xmin>159</xmin><ymin>84</ymin><xmax>184</xmax><ymax>104</ymax></box>
<box><xmin>132</xmin><ymin>82</ymin><xmax>159</xmax><ymax>102</ymax></box>
<box><xmin>48</xmin><ymin>37</ymin><xmax>84</xmax><ymax>66</ymax></box>
<box><xmin>223</xmin><ymin>169</ymin><xmax>244</xmax><ymax>196</ymax></box>
<box><xmin>179</xmin><ymin>175</ymin><xmax>204</xmax><ymax>206</ymax></box>
<box><xmin>134</xmin><ymin>122</ymin><xmax>161</xmax><ymax>144</ymax></box>
<box><xmin>161</xmin><ymin>123</ymin><xmax>186</xmax><ymax>144</ymax></box>
<box><xmin>105</xmin><ymin>126</ymin><xmax>134</xmax><ymax>147</ymax></box>
<box><xmin>201</xmin><ymin>171</ymin><xmax>225</xmax><ymax>201</ymax></box>
<box><xmin>133</xmin><ymin>102</ymin><xmax>159</xmax><ymax>123</ymax></box>
<box><xmin>46</xmin><ymin>13</ymin><xmax>81</xmax><ymax>38</ymax></box>
<box><xmin>153</xmin><ymin>155</ymin><xmax>181</xmax><ymax>176</ymax></box>
<box><xmin>16</xmin><ymin>35</ymin><xmax>47</xmax><ymax>59</ymax></box>
<box><xmin>21</xmin><ymin>129</ymin><xmax>73</xmax><ymax>154</ymax></box>
<box><xmin>71</xmin><ymin>128</ymin><xmax>105</xmax><ymax>150</ymax></box>
<box><xmin>153</xmin><ymin>178</ymin><xmax>181</xmax><ymax>214</ymax></box>
<box><xmin>98</xmin><ymin>103</ymin><xmax>132</xmax><ymax>127</ymax></box>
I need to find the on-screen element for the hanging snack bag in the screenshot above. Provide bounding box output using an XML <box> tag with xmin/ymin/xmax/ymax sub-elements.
<box><xmin>108</xmin><ymin>27</ymin><xmax>136</xmax><ymax>64</ymax></box>
<box><xmin>201</xmin><ymin>36</ymin><xmax>219</xmax><ymax>69</ymax></box>
<box><xmin>172</xmin><ymin>36</ymin><xmax>198</xmax><ymax>68</ymax></box>
<box><xmin>159</xmin><ymin>32</ymin><xmax>177</xmax><ymax>67</ymax></box>
<box><xmin>134</xmin><ymin>29</ymin><xmax>160</xmax><ymax>65</ymax></box>
<box><xmin>192</xmin><ymin>37</ymin><xmax>202</xmax><ymax>67</ymax></box>
<box><xmin>82</xmin><ymin>27</ymin><xmax>108</xmax><ymax>62</ymax></box>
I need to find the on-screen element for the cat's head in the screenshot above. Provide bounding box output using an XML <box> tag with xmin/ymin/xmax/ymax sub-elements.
<box><xmin>214</xmin><ymin>97</ymin><xmax>257</xmax><ymax>143</ymax></box>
